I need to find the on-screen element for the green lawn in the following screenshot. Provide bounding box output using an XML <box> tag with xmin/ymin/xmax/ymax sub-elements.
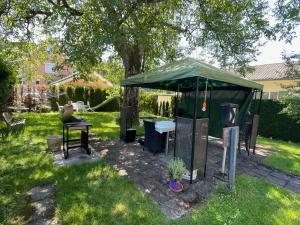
<box><xmin>257</xmin><ymin>137</ymin><xmax>300</xmax><ymax>176</ymax></box>
<box><xmin>1</xmin><ymin>113</ymin><xmax>300</xmax><ymax>225</ymax></box>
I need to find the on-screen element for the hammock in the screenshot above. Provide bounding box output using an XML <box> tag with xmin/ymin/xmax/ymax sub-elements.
<box><xmin>90</xmin><ymin>96</ymin><xmax>120</xmax><ymax>111</ymax></box>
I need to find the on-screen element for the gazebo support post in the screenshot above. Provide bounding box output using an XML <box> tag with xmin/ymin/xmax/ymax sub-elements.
<box><xmin>258</xmin><ymin>90</ymin><xmax>263</xmax><ymax>114</ymax></box>
<box><xmin>190</xmin><ymin>77</ymin><xmax>200</xmax><ymax>184</ymax></box>
<box><xmin>174</xmin><ymin>82</ymin><xmax>180</xmax><ymax>158</ymax></box>
<box><xmin>204</xmin><ymin>80</ymin><xmax>213</xmax><ymax>177</ymax></box>
<box><xmin>120</xmin><ymin>86</ymin><xmax>130</xmax><ymax>142</ymax></box>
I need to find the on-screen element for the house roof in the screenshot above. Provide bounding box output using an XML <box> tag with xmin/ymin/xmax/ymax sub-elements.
<box><xmin>50</xmin><ymin>72</ymin><xmax>113</xmax><ymax>88</ymax></box>
<box><xmin>245</xmin><ymin>63</ymin><xmax>289</xmax><ymax>81</ymax></box>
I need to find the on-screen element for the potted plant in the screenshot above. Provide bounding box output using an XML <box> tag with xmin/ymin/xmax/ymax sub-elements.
<box><xmin>168</xmin><ymin>158</ymin><xmax>185</xmax><ymax>192</ymax></box>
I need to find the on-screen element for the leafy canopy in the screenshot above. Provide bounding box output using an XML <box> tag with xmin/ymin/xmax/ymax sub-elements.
<box><xmin>0</xmin><ymin>0</ymin><xmax>274</xmax><ymax>75</ymax></box>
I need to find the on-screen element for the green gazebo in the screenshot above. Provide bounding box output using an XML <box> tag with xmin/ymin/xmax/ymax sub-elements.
<box><xmin>121</xmin><ymin>57</ymin><xmax>263</xmax><ymax>182</ymax></box>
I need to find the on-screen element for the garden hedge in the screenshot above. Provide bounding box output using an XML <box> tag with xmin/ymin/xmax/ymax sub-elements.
<box><xmin>253</xmin><ymin>99</ymin><xmax>300</xmax><ymax>143</ymax></box>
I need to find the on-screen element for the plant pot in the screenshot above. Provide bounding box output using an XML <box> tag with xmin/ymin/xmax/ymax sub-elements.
<box><xmin>169</xmin><ymin>178</ymin><xmax>183</xmax><ymax>192</ymax></box>
<box><xmin>46</xmin><ymin>135</ymin><xmax>62</xmax><ymax>152</ymax></box>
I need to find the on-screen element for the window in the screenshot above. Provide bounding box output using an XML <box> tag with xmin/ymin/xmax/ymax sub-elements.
<box><xmin>45</xmin><ymin>63</ymin><xmax>57</xmax><ymax>74</ymax></box>
<box><xmin>47</xmin><ymin>46</ymin><xmax>53</xmax><ymax>56</ymax></box>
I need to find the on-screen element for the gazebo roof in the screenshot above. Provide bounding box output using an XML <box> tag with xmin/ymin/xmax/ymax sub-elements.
<box><xmin>121</xmin><ymin>58</ymin><xmax>263</xmax><ymax>91</ymax></box>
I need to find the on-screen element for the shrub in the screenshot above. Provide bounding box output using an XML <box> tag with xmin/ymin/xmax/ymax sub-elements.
<box><xmin>165</xmin><ymin>101</ymin><xmax>170</xmax><ymax>117</ymax></box>
<box><xmin>66</xmin><ymin>86</ymin><xmax>74</xmax><ymax>102</ymax></box>
<box><xmin>58</xmin><ymin>86</ymin><xmax>68</xmax><ymax>105</ymax></box>
<box><xmin>253</xmin><ymin>99</ymin><xmax>300</xmax><ymax>143</ymax></box>
<box><xmin>49</xmin><ymin>86</ymin><xmax>58</xmax><ymax>111</ymax></box>
<box><xmin>74</xmin><ymin>86</ymin><xmax>85</xmax><ymax>102</ymax></box>
<box><xmin>139</xmin><ymin>92</ymin><xmax>158</xmax><ymax>114</ymax></box>
<box><xmin>168</xmin><ymin>158</ymin><xmax>185</xmax><ymax>181</ymax></box>
<box><xmin>0</xmin><ymin>57</ymin><xmax>16</xmax><ymax>110</ymax></box>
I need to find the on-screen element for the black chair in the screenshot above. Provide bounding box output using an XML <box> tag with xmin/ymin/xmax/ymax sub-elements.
<box><xmin>143</xmin><ymin>120</ymin><xmax>166</xmax><ymax>154</ymax></box>
<box><xmin>239</xmin><ymin>113</ymin><xmax>253</xmax><ymax>155</ymax></box>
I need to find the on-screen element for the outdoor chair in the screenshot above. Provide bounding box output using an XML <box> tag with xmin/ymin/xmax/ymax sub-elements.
<box><xmin>239</xmin><ymin>113</ymin><xmax>253</xmax><ymax>155</ymax></box>
<box><xmin>2</xmin><ymin>112</ymin><xmax>26</xmax><ymax>135</ymax></box>
<box><xmin>56</xmin><ymin>102</ymin><xmax>63</xmax><ymax>112</ymax></box>
<box><xmin>143</xmin><ymin>120</ymin><xmax>166</xmax><ymax>154</ymax></box>
<box><xmin>76</xmin><ymin>101</ymin><xmax>86</xmax><ymax>112</ymax></box>
<box><xmin>86</xmin><ymin>101</ymin><xmax>95</xmax><ymax>112</ymax></box>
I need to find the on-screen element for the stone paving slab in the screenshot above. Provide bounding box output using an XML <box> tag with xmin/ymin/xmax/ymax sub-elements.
<box><xmin>93</xmin><ymin>138</ymin><xmax>300</xmax><ymax>219</ymax></box>
<box><xmin>53</xmin><ymin>144</ymin><xmax>101</xmax><ymax>167</ymax></box>
<box><xmin>27</xmin><ymin>184</ymin><xmax>57</xmax><ymax>225</ymax></box>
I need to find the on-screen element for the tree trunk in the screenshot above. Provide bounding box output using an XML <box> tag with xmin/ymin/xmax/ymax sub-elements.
<box><xmin>118</xmin><ymin>44</ymin><xmax>144</xmax><ymax>140</ymax></box>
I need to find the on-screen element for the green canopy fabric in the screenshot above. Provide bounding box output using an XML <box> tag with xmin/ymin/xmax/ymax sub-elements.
<box><xmin>121</xmin><ymin>57</ymin><xmax>263</xmax><ymax>90</ymax></box>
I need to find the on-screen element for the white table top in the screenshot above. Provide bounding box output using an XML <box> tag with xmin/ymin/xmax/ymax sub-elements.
<box><xmin>155</xmin><ymin>121</ymin><xmax>176</xmax><ymax>133</ymax></box>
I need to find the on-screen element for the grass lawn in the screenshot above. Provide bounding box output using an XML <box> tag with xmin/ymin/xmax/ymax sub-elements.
<box><xmin>257</xmin><ymin>137</ymin><xmax>300</xmax><ymax>176</ymax></box>
<box><xmin>1</xmin><ymin>112</ymin><xmax>300</xmax><ymax>225</ymax></box>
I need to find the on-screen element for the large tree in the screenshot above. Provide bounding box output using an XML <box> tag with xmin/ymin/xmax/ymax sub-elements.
<box><xmin>1</xmin><ymin>0</ymin><xmax>274</xmax><ymax>136</ymax></box>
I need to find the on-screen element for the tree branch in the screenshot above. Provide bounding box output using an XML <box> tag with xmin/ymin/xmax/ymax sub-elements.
<box><xmin>61</xmin><ymin>0</ymin><xmax>83</xmax><ymax>16</ymax></box>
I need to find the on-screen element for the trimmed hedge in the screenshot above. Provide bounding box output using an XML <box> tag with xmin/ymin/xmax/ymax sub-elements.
<box><xmin>253</xmin><ymin>100</ymin><xmax>300</xmax><ymax>143</ymax></box>
<box><xmin>49</xmin><ymin>86</ymin><xmax>119</xmax><ymax>112</ymax></box>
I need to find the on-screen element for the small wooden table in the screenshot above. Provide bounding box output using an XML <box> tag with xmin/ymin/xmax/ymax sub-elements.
<box><xmin>62</xmin><ymin>121</ymin><xmax>92</xmax><ymax>159</ymax></box>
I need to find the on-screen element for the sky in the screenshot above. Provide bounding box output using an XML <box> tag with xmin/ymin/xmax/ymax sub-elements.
<box><xmin>186</xmin><ymin>0</ymin><xmax>300</xmax><ymax>66</ymax></box>
<box><xmin>187</xmin><ymin>28</ymin><xmax>300</xmax><ymax>66</ymax></box>
<box><xmin>253</xmin><ymin>29</ymin><xmax>300</xmax><ymax>65</ymax></box>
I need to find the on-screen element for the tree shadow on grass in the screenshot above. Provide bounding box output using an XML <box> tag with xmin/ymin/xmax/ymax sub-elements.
<box><xmin>54</xmin><ymin>162</ymin><xmax>168</xmax><ymax>225</ymax></box>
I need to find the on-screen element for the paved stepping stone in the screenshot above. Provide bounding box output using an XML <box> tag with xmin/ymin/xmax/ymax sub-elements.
<box><xmin>27</xmin><ymin>184</ymin><xmax>57</xmax><ymax>225</ymax></box>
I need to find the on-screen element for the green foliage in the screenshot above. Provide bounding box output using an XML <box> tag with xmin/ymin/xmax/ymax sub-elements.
<box><xmin>66</xmin><ymin>86</ymin><xmax>74</xmax><ymax>101</ymax></box>
<box><xmin>58</xmin><ymin>86</ymin><xmax>68</xmax><ymax>105</ymax></box>
<box><xmin>165</xmin><ymin>101</ymin><xmax>170</xmax><ymax>117</ymax></box>
<box><xmin>49</xmin><ymin>86</ymin><xmax>58</xmax><ymax>111</ymax></box>
<box><xmin>170</xmin><ymin>96</ymin><xmax>176</xmax><ymax>118</ymax></box>
<box><xmin>0</xmin><ymin>57</ymin><xmax>16</xmax><ymax>110</ymax></box>
<box><xmin>280</xmin><ymin>95</ymin><xmax>300</xmax><ymax>123</ymax></box>
<box><xmin>275</xmin><ymin>0</ymin><xmax>300</xmax><ymax>42</ymax></box>
<box><xmin>73</xmin><ymin>86</ymin><xmax>85</xmax><ymax>102</ymax></box>
<box><xmin>253</xmin><ymin>100</ymin><xmax>300</xmax><ymax>142</ymax></box>
<box><xmin>0</xmin><ymin>0</ymin><xmax>275</xmax><ymax>75</ymax></box>
<box><xmin>139</xmin><ymin>92</ymin><xmax>158</xmax><ymax>115</ymax></box>
<box><xmin>168</xmin><ymin>158</ymin><xmax>185</xmax><ymax>181</ymax></box>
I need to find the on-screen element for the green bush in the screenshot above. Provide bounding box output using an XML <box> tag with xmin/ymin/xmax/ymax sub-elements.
<box><xmin>49</xmin><ymin>86</ymin><xmax>58</xmax><ymax>111</ymax></box>
<box><xmin>58</xmin><ymin>86</ymin><xmax>68</xmax><ymax>105</ymax></box>
<box><xmin>66</xmin><ymin>86</ymin><xmax>74</xmax><ymax>101</ymax></box>
<box><xmin>0</xmin><ymin>57</ymin><xmax>16</xmax><ymax>110</ymax></box>
<box><xmin>74</xmin><ymin>86</ymin><xmax>85</xmax><ymax>102</ymax></box>
<box><xmin>253</xmin><ymin>99</ymin><xmax>300</xmax><ymax>143</ymax></box>
<box><xmin>139</xmin><ymin>92</ymin><xmax>158</xmax><ymax>114</ymax></box>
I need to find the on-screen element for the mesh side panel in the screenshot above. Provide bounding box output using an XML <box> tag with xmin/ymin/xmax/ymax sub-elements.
<box><xmin>194</xmin><ymin>118</ymin><xmax>209</xmax><ymax>177</ymax></box>
<box><xmin>175</xmin><ymin>117</ymin><xmax>193</xmax><ymax>170</ymax></box>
